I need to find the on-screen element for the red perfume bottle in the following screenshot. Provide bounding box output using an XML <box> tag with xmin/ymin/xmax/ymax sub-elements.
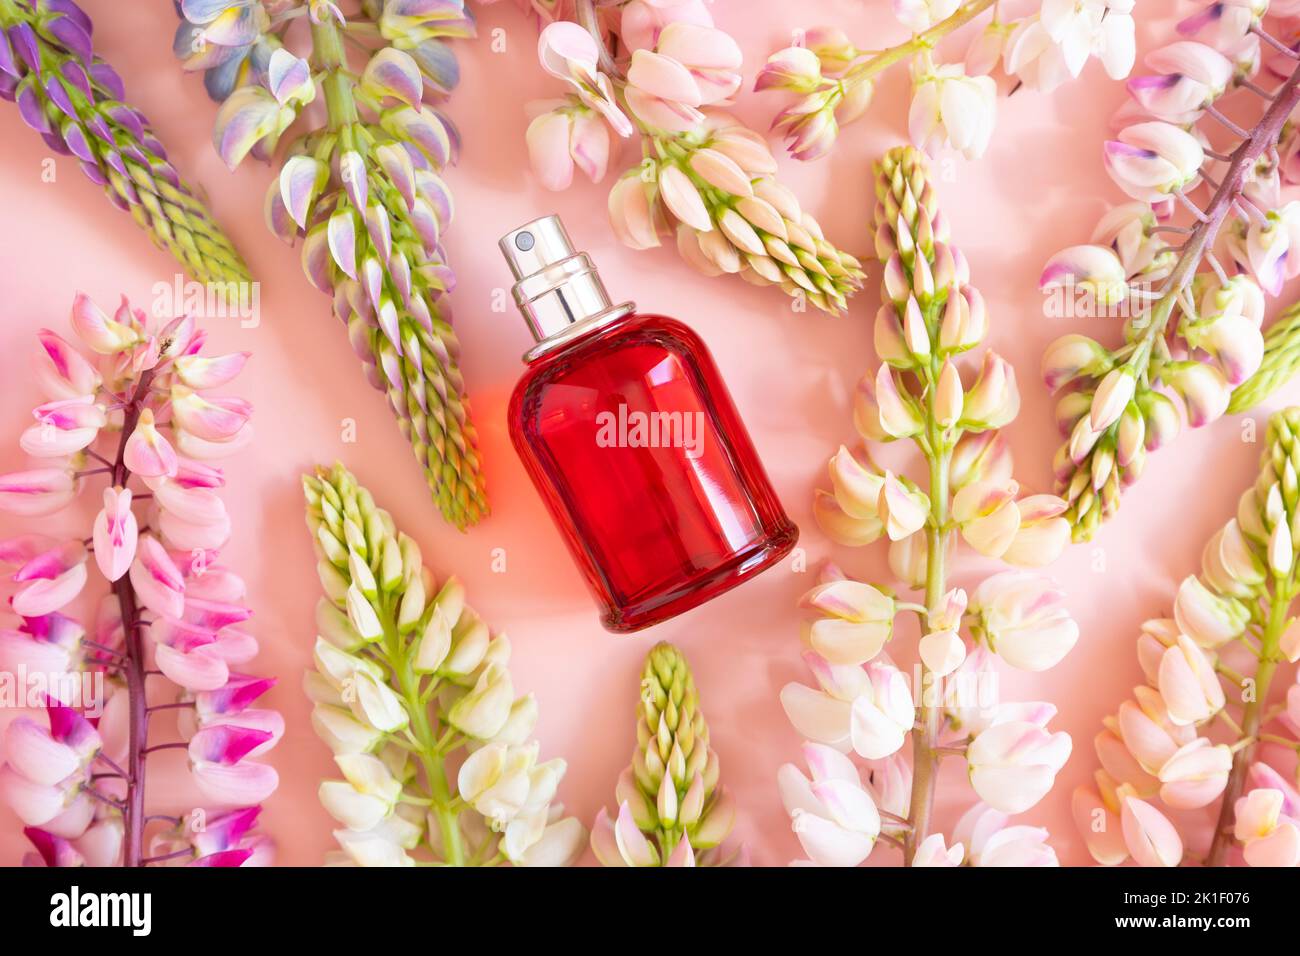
<box><xmin>502</xmin><ymin>216</ymin><xmax>798</xmax><ymax>633</ymax></box>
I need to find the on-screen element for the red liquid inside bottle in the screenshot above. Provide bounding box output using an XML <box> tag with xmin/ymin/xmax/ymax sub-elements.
<box><xmin>502</xmin><ymin>218</ymin><xmax>797</xmax><ymax>633</ymax></box>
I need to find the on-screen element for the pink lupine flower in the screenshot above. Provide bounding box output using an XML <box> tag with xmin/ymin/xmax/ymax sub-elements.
<box><xmin>1173</xmin><ymin>574</ymin><xmax>1249</xmax><ymax>648</ymax></box>
<box><xmin>92</xmin><ymin>487</ymin><xmax>138</xmax><ymax>582</ymax></box>
<box><xmin>173</xmin><ymin>351</ymin><xmax>250</xmax><ymax>390</ymax></box>
<box><xmin>953</xmin><ymin>802</ymin><xmax>1060</xmax><ymax>866</ymax></box>
<box><xmin>1104</xmin><ymin>121</ymin><xmax>1204</xmax><ymax>201</ymax></box>
<box><xmin>1121</xmin><ymin>794</ymin><xmax>1183</xmax><ymax>865</ymax></box>
<box><xmin>590</xmin><ymin>802</ymin><xmax>660</xmax><ymax>866</ymax></box>
<box><xmin>122</xmin><ymin>408</ymin><xmax>178</xmax><ymax>478</ymax></box>
<box><xmin>170</xmin><ymin>386</ymin><xmax>251</xmax><ymax>442</ymax></box>
<box><xmin>1232</xmin><ymin>786</ymin><xmax>1300</xmax><ymax>866</ymax></box>
<box><xmin>23</xmin><ymin>828</ymin><xmax>85</xmax><ymax>868</ymax></box>
<box><xmin>189</xmin><ymin>725</ymin><xmax>279</xmax><ymax>805</ymax></box>
<box><xmin>625</xmin><ymin>48</ymin><xmax>705</xmax><ymax>132</ymax></box>
<box><xmin>754</xmin><ymin>46</ymin><xmax>822</xmax><ymax>95</ymax></box>
<box><xmin>908</xmin><ymin>63</ymin><xmax>996</xmax><ymax>160</ymax></box>
<box><xmin>912</xmin><ymin>833</ymin><xmax>963</xmax><ymax>866</ymax></box>
<box><xmin>0</xmin><ymin>611</ymin><xmax>83</xmax><ymax>677</ymax></box>
<box><xmin>526</xmin><ymin>104</ymin><xmax>611</xmax><ymax>191</ymax></box>
<box><xmin>1243</xmin><ymin>202</ymin><xmax>1300</xmax><ymax>295</ymax></box>
<box><xmin>1165</xmin><ymin>361</ymin><xmax>1231</xmax><ymax>427</ymax></box>
<box><xmin>878</xmin><ymin>471</ymin><xmax>928</xmax><ymax>541</ymax></box>
<box><xmin>893</xmin><ymin>0</ymin><xmax>959</xmax><ymax>32</ymax></box>
<box><xmin>20</xmin><ymin>396</ymin><xmax>106</xmax><ymax>458</ymax></box>
<box><xmin>0</xmin><ymin>468</ymin><xmax>78</xmax><ymax>516</ymax></box>
<box><xmin>1117</xmin><ymin>686</ymin><xmax>1196</xmax><ymax>775</ymax></box>
<box><xmin>537</xmin><ymin>22</ymin><xmax>632</xmax><ymax>136</ymax></box>
<box><xmin>1090</xmin><ymin>368</ymin><xmax>1136</xmax><ymax>432</ymax></box>
<box><xmin>1157</xmin><ymin>633</ymin><xmax>1226</xmax><ymax>725</ymax></box>
<box><xmin>12</xmin><ymin>541</ymin><xmax>89</xmax><ymax>618</ymax></box>
<box><xmin>1072</xmin><ymin>786</ymin><xmax>1128</xmax><ymax>865</ymax></box>
<box><xmin>34</xmin><ymin>329</ymin><xmax>101</xmax><ymax>400</ymax></box>
<box><xmin>1002</xmin><ymin>495</ymin><xmax>1071</xmax><ymax>567</ymax></box>
<box><xmin>1127</xmin><ymin>42</ymin><xmax>1233</xmax><ymax>120</ymax></box>
<box><xmin>129</xmin><ymin>534</ymin><xmax>186</xmax><ymax>620</ymax></box>
<box><xmin>968</xmin><ymin>709</ymin><xmax>1072</xmax><ymax>813</ymax></box>
<box><xmin>849</xmin><ymin>659</ymin><xmax>914</xmax><ymax>759</ymax></box>
<box><xmin>1177</xmin><ymin>0</ymin><xmax>1266</xmax><ymax>46</ymax></box>
<box><xmin>872</xmin><ymin>365</ymin><xmax>926</xmax><ymax>438</ymax></box>
<box><xmin>779</xmin><ymin>743</ymin><xmax>880</xmax><ymax>867</ymax></box>
<box><xmin>969</xmin><ymin>571</ymin><xmax>1078</xmax><ymax>672</ymax></box>
<box><xmin>959</xmin><ymin>350</ymin><xmax>1020</xmax><ymax>429</ymax></box>
<box><xmin>619</xmin><ymin>0</ymin><xmax>712</xmax><ymax>53</ymax></box>
<box><xmin>780</xmin><ymin>651</ymin><xmax>869</xmax><ymax>751</ymax></box>
<box><xmin>69</xmin><ymin>292</ymin><xmax>139</xmax><ymax>354</ymax></box>
<box><xmin>953</xmin><ymin>479</ymin><xmax>1020</xmax><ymax>558</ymax></box>
<box><xmin>799</xmin><ymin>575</ymin><xmax>895</xmax><ymax>666</ymax></box>
<box><xmin>1157</xmin><ymin>738</ymin><xmax>1232</xmax><ymax>809</ymax></box>
<box><xmin>654</xmin><ymin>22</ymin><xmax>741</xmax><ymax>104</ymax></box>
<box><xmin>1040</xmin><ymin>244</ymin><xmax>1130</xmax><ymax>308</ymax></box>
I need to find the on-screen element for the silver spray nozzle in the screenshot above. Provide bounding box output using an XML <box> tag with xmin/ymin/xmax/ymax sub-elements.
<box><xmin>499</xmin><ymin>215</ymin><xmax>631</xmax><ymax>356</ymax></box>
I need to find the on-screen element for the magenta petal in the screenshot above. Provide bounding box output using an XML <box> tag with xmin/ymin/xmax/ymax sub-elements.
<box><xmin>189</xmin><ymin>725</ymin><xmax>272</xmax><ymax>765</ymax></box>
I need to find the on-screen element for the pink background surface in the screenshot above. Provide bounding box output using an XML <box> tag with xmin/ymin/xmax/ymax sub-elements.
<box><xmin>1</xmin><ymin>0</ymin><xmax>1296</xmax><ymax>867</ymax></box>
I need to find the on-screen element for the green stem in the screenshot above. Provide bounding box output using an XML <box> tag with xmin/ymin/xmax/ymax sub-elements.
<box><xmin>842</xmin><ymin>0</ymin><xmax>996</xmax><ymax>87</ymax></box>
<box><xmin>1206</xmin><ymin>577</ymin><xmax>1293</xmax><ymax>865</ymax></box>
<box><xmin>375</xmin><ymin>599</ymin><xmax>465</xmax><ymax>865</ymax></box>
<box><xmin>904</xmin><ymin>355</ymin><xmax>954</xmax><ymax>866</ymax></box>
<box><xmin>310</xmin><ymin>15</ymin><xmax>360</xmax><ymax>130</ymax></box>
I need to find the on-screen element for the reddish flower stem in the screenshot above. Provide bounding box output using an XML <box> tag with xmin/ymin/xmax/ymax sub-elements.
<box><xmin>109</xmin><ymin>366</ymin><xmax>154</xmax><ymax>867</ymax></box>
<box><xmin>1134</xmin><ymin>55</ymin><xmax>1300</xmax><ymax>369</ymax></box>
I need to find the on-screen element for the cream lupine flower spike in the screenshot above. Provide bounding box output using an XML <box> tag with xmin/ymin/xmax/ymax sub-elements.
<box><xmin>590</xmin><ymin>642</ymin><xmax>744</xmax><ymax>867</ymax></box>
<box><xmin>781</xmin><ymin>146</ymin><xmax>1078</xmax><ymax>868</ymax></box>
<box><xmin>303</xmin><ymin>463</ymin><xmax>585</xmax><ymax>867</ymax></box>
<box><xmin>1077</xmin><ymin>407</ymin><xmax>1300</xmax><ymax>868</ymax></box>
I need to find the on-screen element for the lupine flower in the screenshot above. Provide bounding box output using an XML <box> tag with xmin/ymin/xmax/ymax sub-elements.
<box><xmin>1120</xmin><ymin>794</ymin><xmax>1183</xmax><ymax>866</ymax></box>
<box><xmin>1040</xmin><ymin>6</ymin><xmax>1300</xmax><ymax>539</ymax></box>
<box><xmin>591</xmin><ymin>643</ymin><xmax>744</xmax><ymax>867</ymax></box>
<box><xmin>520</xmin><ymin>5</ymin><xmax>863</xmax><ymax>312</ymax></box>
<box><xmin>1078</xmin><ymin>409</ymin><xmax>1300</xmax><ymax>866</ymax></box>
<box><xmin>758</xmin><ymin>0</ymin><xmax>1134</xmax><ymax>161</ymax></box>
<box><xmin>953</xmin><ymin>802</ymin><xmax>1060</xmax><ymax>866</ymax></box>
<box><xmin>969</xmin><ymin>572</ymin><xmax>1078</xmax><ymax>672</ymax></box>
<box><xmin>968</xmin><ymin>707</ymin><xmax>1072</xmax><ymax>813</ymax></box>
<box><xmin>1233</xmin><ymin>789</ymin><xmax>1300</xmax><ymax>866</ymax></box>
<box><xmin>799</xmin><ymin>572</ymin><xmax>895</xmax><ymax>666</ymax></box>
<box><xmin>304</xmin><ymin>464</ymin><xmax>583</xmax><ymax>867</ymax></box>
<box><xmin>1105</xmin><ymin>121</ymin><xmax>1204</xmax><ymax>201</ymax></box>
<box><xmin>537</xmin><ymin>21</ymin><xmax>632</xmax><ymax>135</ymax></box>
<box><xmin>908</xmin><ymin>63</ymin><xmax>996</xmax><ymax>161</ymax></box>
<box><xmin>0</xmin><ymin>293</ymin><xmax>277</xmax><ymax>867</ymax></box>
<box><xmin>0</xmin><ymin>0</ymin><xmax>248</xmax><ymax>282</ymax></box>
<box><xmin>525</xmin><ymin>101</ymin><xmax>611</xmax><ymax>190</ymax></box>
<box><xmin>1127</xmin><ymin>41</ymin><xmax>1233</xmax><ymax>120</ymax></box>
<box><xmin>174</xmin><ymin>3</ymin><xmax>488</xmax><ymax>530</ymax></box>
<box><xmin>779</xmin><ymin>743</ymin><xmax>880</xmax><ymax>867</ymax></box>
<box><xmin>784</xmin><ymin>147</ymin><xmax>1077</xmax><ymax>866</ymax></box>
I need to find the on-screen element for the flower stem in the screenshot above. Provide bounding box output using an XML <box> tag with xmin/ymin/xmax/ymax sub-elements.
<box><xmin>904</xmin><ymin>354</ymin><xmax>954</xmax><ymax>865</ymax></box>
<box><xmin>1128</xmin><ymin>58</ymin><xmax>1300</xmax><ymax>382</ymax></box>
<box><xmin>1207</xmin><ymin>575</ymin><xmax>1293</xmax><ymax>865</ymax></box>
<box><xmin>383</xmin><ymin>617</ymin><xmax>465</xmax><ymax>865</ymax></box>
<box><xmin>843</xmin><ymin>0</ymin><xmax>996</xmax><ymax>88</ymax></box>
<box><xmin>113</xmin><ymin>367</ymin><xmax>155</xmax><ymax>868</ymax></box>
<box><xmin>311</xmin><ymin>16</ymin><xmax>360</xmax><ymax>129</ymax></box>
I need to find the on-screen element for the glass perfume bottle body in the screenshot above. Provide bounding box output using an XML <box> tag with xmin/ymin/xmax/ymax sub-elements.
<box><xmin>509</xmin><ymin>312</ymin><xmax>798</xmax><ymax>633</ymax></box>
